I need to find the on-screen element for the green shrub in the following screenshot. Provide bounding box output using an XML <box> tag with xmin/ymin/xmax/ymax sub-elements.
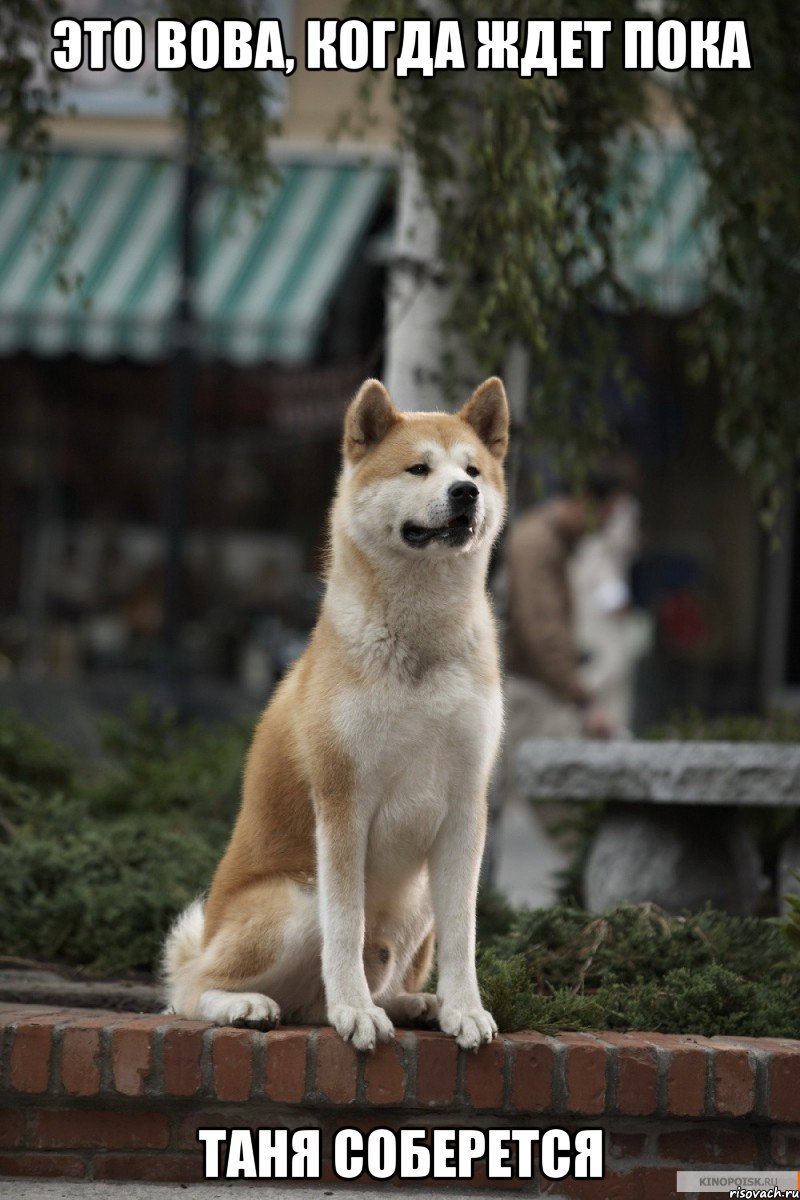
<box><xmin>493</xmin><ymin>903</ymin><xmax>795</xmax><ymax>990</ymax></box>
<box><xmin>785</xmin><ymin>873</ymin><xmax>800</xmax><ymax>954</ymax></box>
<box><xmin>475</xmin><ymin>902</ymin><xmax>800</xmax><ymax>1037</ymax></box>
<box><xmin>648</xmin><ymin>707</ymin><xmax>800</xmax><ymax>743</ymax></box>
<box><xmin>89</xmin><ymin>697</ymin><xmax>248</xmax><ymax>820</ymax></box>
<box><xmin>478</xmin><ymin>957</ymin><xmax>799</xmax><ymax>1040</ymax></box>
<box><xmin>0</xmin><ymin>701</ymin><xmax>246</xmax><ymax>975</ymax></box>
<box><xmin>0</xmin><ymin>707</ymin><xmax>74</xmax><ymax>791</ymax></box>
<box><xmin>0</xmin><ymin>812</ymin><xmax>226</xmax><ymax>974</ymax></box>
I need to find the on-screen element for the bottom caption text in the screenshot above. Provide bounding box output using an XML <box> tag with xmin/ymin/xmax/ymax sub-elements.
<box><xmin>197</xmin><ymin>1125</ymin><xmax>604</xmax><ymax>1181</ymax></box>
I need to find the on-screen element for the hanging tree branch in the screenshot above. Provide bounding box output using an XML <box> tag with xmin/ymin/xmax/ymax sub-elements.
<box><xmin>351</xmin><ymin>0</ymin><xmax>800</xmax><ymax>520</ymax></box>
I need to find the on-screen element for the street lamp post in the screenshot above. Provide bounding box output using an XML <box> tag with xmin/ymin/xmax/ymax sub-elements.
<box><xmin>160</xmin><ymin>83</ymin><xmax>203</xmax><ymax>714</ymax></box>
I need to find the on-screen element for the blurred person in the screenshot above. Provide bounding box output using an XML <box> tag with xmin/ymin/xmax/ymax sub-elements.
<box><xmin>570</xmin><ymin>490</ymin><xmax>653</xmax><ymax>733</ymax></box>
<box><xmin>489</xmin><ymin>469</ymin><xmax>628</xmax><ymax>908</ymax></box>
<box><xmin>504</xmin><ymin>469</ymin><xmax>627</xmax><ymax>743</ymax></box>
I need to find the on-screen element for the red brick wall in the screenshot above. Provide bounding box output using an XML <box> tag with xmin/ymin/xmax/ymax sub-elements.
<box><xmin>1</xmin><ymin>1004</ymin><xmax>799</xmax><ymax>1196</ymax></box>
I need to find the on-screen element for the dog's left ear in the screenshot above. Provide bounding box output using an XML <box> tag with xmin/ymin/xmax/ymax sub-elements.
<box><xmin>459</xmin><ymin>377</ymin><xmax>509</xmax><ymax>460</ymax></box>
<box><xmin>344</xmin><ymin>379</ymin><xmax>400</xmax><ymax>462</ymax></box>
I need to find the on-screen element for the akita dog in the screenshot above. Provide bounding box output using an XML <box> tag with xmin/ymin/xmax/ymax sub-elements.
<box><xmin>163</xmin><ymin>376</ymin><xmax>509</xmax><ymax>1051</ymax></box>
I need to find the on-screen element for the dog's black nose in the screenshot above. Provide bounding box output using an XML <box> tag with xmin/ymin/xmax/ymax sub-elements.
<box><xmin>448</xmin><ymin>480</ymin><xmax>479</xmax><ymax>508</ymax></box>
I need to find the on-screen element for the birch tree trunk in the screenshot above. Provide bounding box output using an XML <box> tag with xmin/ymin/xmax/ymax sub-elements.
<box><xmin>383</xmin><ymin>150</ymin><xmax>452</xmax><ymax>412</ymax></box>
<box><xmin>383</xmin><ymin>7</ymin><xmax>529</xmax><ymax>423</ymax></box>
<box><xmin>384</xmin><ymin>148</ymin><xmax>530</xmax><ymax>431</ymax></box>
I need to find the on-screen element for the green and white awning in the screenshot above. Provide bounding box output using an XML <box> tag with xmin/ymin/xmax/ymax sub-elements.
<box><xmin>0</xmin><ymin>135</ymin><xmax>708</xmax><ymax>363</ymax></box>
<box><xmin>0</xmin><ymin>151</ymin><xmax>389</xmax><ymax>363</ymax></box>
<box><xmin>610</xmin><ymin>132</ymin><xmax>712</xmax><ymax>313</ymax></box>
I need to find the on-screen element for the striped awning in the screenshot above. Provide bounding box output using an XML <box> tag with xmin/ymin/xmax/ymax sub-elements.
<box><xmin>610</xmin><ymin>133</ymin><xmax>712</xmax><ymax>313</ymax></box>
<box><xmin>0</xmin><ymin>151</ymin><xmax>389</xmax><ymax>364</ymax></box>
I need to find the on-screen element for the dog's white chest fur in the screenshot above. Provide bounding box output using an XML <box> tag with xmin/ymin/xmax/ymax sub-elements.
<box><xmin>332</xmin><ymin>659</ymin><xmax>502</xmax><ymax>891</ymax></box>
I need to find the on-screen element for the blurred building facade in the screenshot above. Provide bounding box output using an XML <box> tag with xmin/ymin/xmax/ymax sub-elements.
<box><xmin>0</xmin><ymin>0</ymin><xmax>398</xmax><ymax>699</ymax></box>
<box><xmin>0</xmin><ymin>10</ymin><xmax>792</xmax><ymax>725</ymax></box>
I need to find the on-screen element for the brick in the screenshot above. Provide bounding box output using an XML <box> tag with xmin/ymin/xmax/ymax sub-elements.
<box><xmin>111</xmin><ymin>1024</ymin><xmax>155</xmax><ymax>1096</ymax></box>
<box><xmin>712</xmin><ymin>1047</ymin><xmax>755</xmax><ymax>1117</ymax></box>
<box><xmin>363</xmin><ymin>1035</ymin><xmax>407</xmax><ymax>1105</ymax></box>
<box><xmin>641</xmin><ymin>1167</ymin><xmax>683</xmax><ymax>1200</ymax></box>
<box><xmin>28</xmin><ymin>1007</ymin><xmax>116</xmax><ymax>1024</ymax></box>
<box><xmin>322</xmin><ymin>1152</ymin><xmax>458</xmax><ymax>1190</ymax></box>
<box><xmin>666</xmin><ymin>1044</ymin><xmax>708</xmax><ymax>1118</ymax></box>
<box><xmin>769</xmin><ymin>1048</ymin><xmax>800</xmax><ymax>1122</ymax></box>
<box><xmin>0</xmin><ymin>1152</ymin><xmax>86</xmax><ymax>1178</ymax></box>
<box><xmin>713</xmin><ymin>1035</ymin><xmax>789</xmax><ymax>1052</ymax></box>
<box><xmin>61</xmin><ymin>1012</ymin><xmax>122</xmax><ymax>1031</ymax></box>
<box><xmin>464</xmin><ymin>1035</ymin><xmax>506</xmax><ymax>1110</ymax></box>
<box><xmin>264</xmin><ymin>1029</ymin><xmax>308</xmax><ymax>1103</ymax></box>
<box><xmin>658</xmin><ymin>1128</ymin><xmax>758</xmax><ymax>1165</ymax></box>
<box><xmin>541</xmin><ymin>1171</ymin><xmax>628</xmax><ymax>1199</ymax></box>
<box><xmin>414</xmin><ymin>1032</ymin><xmax>457</xmax><ymax>1106</ymax></box>
<box><xmin>211</xmin><ymin>1027</ymin><xmax>254</xmax><ymax>1102</ymax></box>
<box><xmin>771</xmin><ymin>1128</ymin><xmax>800</xmax><ymax>1166</ymax></box>
<box><xmin>608</xmin><ymin>1132</ymin><xmax>647</xmax><ymax>1161</ymax></box>
<box><xmin>60</xmin><ymin>1027</ymin><xmax>102</xmax><ymax>1097</ymax></box>
<box><xmin>545</xmin><ymin>1167</ymin><xmax>678</xmax><ymax>1200</ymax></box>
<box><xmin>31</xmin><ymin>1109</ymin><xmax>169</xmax><ymax>1151</ymax></box>
<box><xmin>0</xmin><ymin>1106</ymin><xmax>25</xmax><ymax>1148</ymax></box>
<box><xmin>10</xmin><ymin>1016</ymin><xmax>63</xmax><ymax>1093</ymax></box>
<box><xmin>94</xmin><ymin>1153</ymin><xmax>205</xmax><ymax>1183</ymax></box>
<box><xmin>319</xmin><ymin>1112</ymin><xmax>391</xmax><ymax>1148</ymax></box>
<box><xmin>314</xmin><ymin>1029</ymin><xmax>358</xmax><ymax>1104</ymax></box>
<box><xmin>176</xmin><ymin>1110</ymin><xmax>248</xmax><ymax>1152</ymax></box>
<box><xmin>470</xmin><ymin>1159</ymin><xmax>526</xmax><ymax>1192</ymax></box>
<box><xmin>562</xmin><ymin>1033</ymin><xmax>606</xmax><ymax>1115</ymax></box>
<box><xmin>162</xmin><ymin>1022</ymin><xmax>207</xmax><ymax>1097</ymax></box>
<box><xmin>508</xmin><ymin>1033</ymin><xmax>555</xmax><ymax>1114</ymax></box>
<box><xmin>320</xmin><ymin>1160</ymin><xmax>360</xmax><ymax>1186</ymax></box>
<box><xmin>743</xmin><ymin>1036</ymin><xmax>800</xmax><ymax>1053</ymax></box>
<box><xmin>602</xmin><ymin>1034</ymin><xmax>658</xmax><ymax>1116</ymax></box>
<box><xmin>0</xmin><ymin>1006</ymin><xmax>64</xmax><ymax>1027</ymax></box>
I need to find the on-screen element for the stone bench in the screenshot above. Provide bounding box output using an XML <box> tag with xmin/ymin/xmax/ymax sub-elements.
<box><xmin>516</xmin><ymin>740</ymin><xmax>800</xmax><ymax>914</ymax></box>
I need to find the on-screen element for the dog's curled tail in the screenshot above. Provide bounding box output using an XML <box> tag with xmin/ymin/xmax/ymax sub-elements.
<box><xmin>161</xmin><ymin>898</ymin><xmax>205</xmax><ymax>1014</ymax></box>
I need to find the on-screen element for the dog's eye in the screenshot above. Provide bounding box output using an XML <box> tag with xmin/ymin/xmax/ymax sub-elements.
<box><xmin>466</xmin><ymin>465</ymin><xmax>480</xmax><ymax>478</ymax></box>
<box><xmin>406</xmin><ymin>463</ymin><xmax>430</xmax><ymax>476</ymax></box>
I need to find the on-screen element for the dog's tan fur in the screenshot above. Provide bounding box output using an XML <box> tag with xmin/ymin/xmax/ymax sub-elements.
<box><xmin>164</xmin><ymin>377</ymin><xmax>509</xmax><ymax>1051</ymax></box>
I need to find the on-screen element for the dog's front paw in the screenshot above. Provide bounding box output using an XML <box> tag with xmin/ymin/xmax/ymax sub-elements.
<box><xmin>438</xmin><ymin>1002</ymin><xmax>497</xmax><ymax>1050</ymax></box>
<box><xmin>329</xmin><ymin>1003</ymin><xmax>394</xmax><ymax>1051</ymax></box>
<box><xmin>199</xmin><ymin>989</ymin><xmax>281</xmax><ymax>1029</ymax></box>
<box><xmin>384</xmin><ymin>992</ymin><xmax>440</xmax><ymax>1025</ymax></box>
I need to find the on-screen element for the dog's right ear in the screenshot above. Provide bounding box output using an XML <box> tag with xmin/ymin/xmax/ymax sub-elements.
<box><xmin>344</xmin><ymin>379</ymin><xmax>400</xmax><ymax>462</ymax></box>
<box><xmin>459</xmin><ymin>377</ymin><xmax>510</xmax><ymax>460</ymax></box>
